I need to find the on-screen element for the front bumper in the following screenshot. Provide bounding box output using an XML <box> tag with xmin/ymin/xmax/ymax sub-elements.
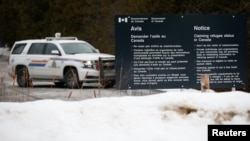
<box><xmin>78</xmin><ymin>68</ymin><xmax>115</xmax><ymax>83</ymax></box>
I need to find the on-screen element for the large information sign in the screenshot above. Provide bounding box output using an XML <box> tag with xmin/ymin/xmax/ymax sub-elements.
<box><xmin>115</xmin><ymin>15</ymin><xmax>247</xmax><ymax>90</ymax></box>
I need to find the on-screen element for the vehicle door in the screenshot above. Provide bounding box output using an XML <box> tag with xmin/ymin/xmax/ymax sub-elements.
<box><xmin>26</xmin><ymin>43</ymin><xmax>49</xmax><ymax>78</ymax></box>
<box><xmin>43</xmin><ymin>43</ymin><xmax>63</xmax><ymax>79</ymax></box>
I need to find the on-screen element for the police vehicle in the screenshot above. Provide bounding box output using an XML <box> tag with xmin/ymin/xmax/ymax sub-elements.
<box><xmin>7</xmin><ymin>33</ymin><xmax>115</xmax><ymax>88</ymax></box>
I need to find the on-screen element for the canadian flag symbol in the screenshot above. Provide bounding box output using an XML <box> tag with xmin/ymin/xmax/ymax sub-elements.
<box><xmin>118</xmin><ymin>17</ymin><xmax>128</xmax><ymax>23</ymax></box>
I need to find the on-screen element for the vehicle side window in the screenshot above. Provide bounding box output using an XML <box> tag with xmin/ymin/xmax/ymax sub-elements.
<box><xmin>11</xmin><ymin>43</ymin><xmax>26</xmax><ymax>54</ymax></box>
<box><xmin>45</xmin><ymin>43</ymin><xmax>59</xmax><ymax>54</ymax></box>
<box><xmin>27</xmin><ymin>43</ymin><xmax>46</xmax><ymax>54</ymax></box>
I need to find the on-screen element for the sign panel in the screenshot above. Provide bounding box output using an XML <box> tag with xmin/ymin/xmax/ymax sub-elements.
<box><xmin>115</xmin><ymin>15</ymin><xmax>247</xmax><ymax>90</ymax></box>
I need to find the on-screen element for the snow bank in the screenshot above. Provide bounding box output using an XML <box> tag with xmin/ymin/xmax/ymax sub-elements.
<box><xmin>0</xmin><ymin>90</ymin><xmax>249</xmax><ymax>141</ymax></box>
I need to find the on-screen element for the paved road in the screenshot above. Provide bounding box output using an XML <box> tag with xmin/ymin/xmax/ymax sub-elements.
<box><xmin>0</xmin><ymin>57</ymin><xmax>163</xmax><ymax>102</ymax></box>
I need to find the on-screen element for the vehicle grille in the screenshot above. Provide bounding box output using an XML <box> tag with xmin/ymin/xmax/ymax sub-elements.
<box><xmin>102</xmin><ymin>60</ymin><xmax>115</xmax><ymax>70</ymax></box>
<box><xmin>95</xmin><ymin>58</ymin><xmax>115</xmax><ymax>71</ymax></box>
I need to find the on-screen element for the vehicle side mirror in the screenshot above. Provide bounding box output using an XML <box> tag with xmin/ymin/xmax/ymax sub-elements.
<box><xmin>51</xmin><ymin>50</ymin><xmax>60</xmax><ymax>55</ymax></box>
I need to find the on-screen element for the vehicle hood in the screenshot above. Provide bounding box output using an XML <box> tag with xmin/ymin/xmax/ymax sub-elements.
<box><xmin>62</xmin><ymin>53</ymin><xmax>115</xmax><ymax>61</ymax></box>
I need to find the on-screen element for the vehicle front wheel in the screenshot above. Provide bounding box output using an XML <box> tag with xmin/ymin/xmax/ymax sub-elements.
<box><xmin>16</xmin><ymin>67</ymin><xmax>31</xmax><ymax>87</ymax></box>
<box><xmin>64</xmin><ymin>69</ymin><xmax>81</xmax><ymax>89</ymax></box>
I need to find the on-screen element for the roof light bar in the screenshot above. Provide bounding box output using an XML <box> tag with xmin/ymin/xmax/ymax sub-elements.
<box><xmin>45</xmin><ymin>32</ymin><xmax>78</xmax><ymax>41</ymax></box>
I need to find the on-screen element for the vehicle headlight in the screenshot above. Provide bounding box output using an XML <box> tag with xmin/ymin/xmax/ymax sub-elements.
<box><xmin>82</xmin><ymin>60</ymin><xmax>94</xmax><ymax>69</ymax></box>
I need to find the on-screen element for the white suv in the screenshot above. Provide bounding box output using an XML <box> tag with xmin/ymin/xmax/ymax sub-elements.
<box><xmin>7</xmin><ymin>33</ymin><xmax>115</xmax><ymax>88</ymax></box>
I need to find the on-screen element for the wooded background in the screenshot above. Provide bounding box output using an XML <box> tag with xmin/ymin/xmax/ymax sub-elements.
<box><xmin>0</xmin><ymin>0</ymin><xmax>250</xmax><ymax>91</ymax></box>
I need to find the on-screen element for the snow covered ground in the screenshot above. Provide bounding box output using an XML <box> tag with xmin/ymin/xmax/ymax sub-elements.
<box><xmin>0</xmin><ymin>89</ymin><xmax>250</xmax><ymax>141</ymax></box>
<box><xmin>0</xmin><ymin>47</ymin><xmax>9</xmax><ymax>58</ymax></box>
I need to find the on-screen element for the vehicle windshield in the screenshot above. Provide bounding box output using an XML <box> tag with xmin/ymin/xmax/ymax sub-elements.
<box><xmin>60</xmin><ymin>43</ymin><xmax>98</xmax><ymax>54</ymax></box>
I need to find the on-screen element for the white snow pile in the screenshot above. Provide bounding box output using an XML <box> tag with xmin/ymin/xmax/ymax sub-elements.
<box><xmin>0</xmin><ymin>89</ymin><xmax>250</xmax><ymax>141</ymax></box>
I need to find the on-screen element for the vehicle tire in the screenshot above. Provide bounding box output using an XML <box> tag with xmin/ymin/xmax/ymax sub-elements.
<box><xmin>16</xmin><ymin>67</ymin><xmax>31</xmax><ymax>87</ymax></box>
<box><xmin>64</xmin><ymin>69</ymin><xmax>81</xmax><ymax>89</ymax></box>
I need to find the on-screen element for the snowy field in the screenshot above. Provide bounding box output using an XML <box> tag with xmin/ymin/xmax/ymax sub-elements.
<box><xmin>0</xmin><ymin>89</ymin><xmax>249</xmax><ymax>141</ymax></box>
